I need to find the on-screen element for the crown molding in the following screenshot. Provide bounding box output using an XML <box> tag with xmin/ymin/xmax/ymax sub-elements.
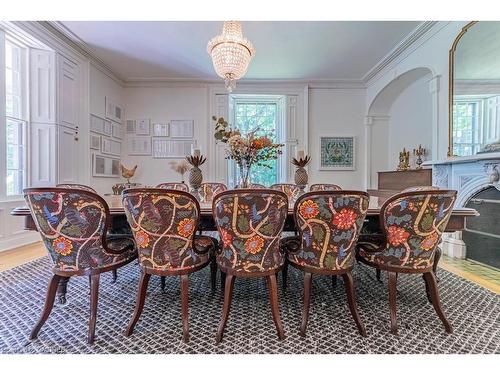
<box><xmin>27</xmin><ymin>21</ymin><xmax>125</xmax><ymax>86</ymax></box>
<box><xmin>362</xmin><ymin>21</ymin><xmax>440</xmax><ymax>84</ymax></box>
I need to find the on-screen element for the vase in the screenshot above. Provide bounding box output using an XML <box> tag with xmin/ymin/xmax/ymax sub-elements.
<box><xmin>294</xmin><ymin>167</ymin><xmax>308</xmax><ymax>186</ymax></box>
<box><xmin>237</xmin><ymin>162</ymin><xmax>251</xmax><ymax>188</ymax></box>
<box><xmin>188</xmin><ymin>166</ymin><xmax>203</xmax><ymax>198</ymax></box>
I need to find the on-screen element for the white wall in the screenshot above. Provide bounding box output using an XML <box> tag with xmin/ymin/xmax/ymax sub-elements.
<box><xmin>89</xmin><ymin>64</ymin><xmax>124</xmax><ymax>194</ymax></box>
<box><xmin>387</xmin><ymin>73</ymin><xmax>433</xmax><ymax>169</ymax></box>
<box><xmin>308</xmin><ymin>88</ymin><xmax>367</xmax><ymax>189</ymax></box>
<box><xmin>122</xmin><ymin>85</ymin><xmax>209</xmax><ymax>186</ymax></box>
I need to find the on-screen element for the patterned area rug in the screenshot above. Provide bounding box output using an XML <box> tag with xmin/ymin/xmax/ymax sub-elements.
<box><xmin>0</xmin><ymin>256</ymin><xmax>498</xmax><ymax>354</ymax></box>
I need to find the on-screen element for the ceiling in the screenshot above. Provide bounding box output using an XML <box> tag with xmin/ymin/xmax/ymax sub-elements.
<box><xmin>60</xmin><ymin>21</ymin><xmax>422</xmax><ymax>82</ymax></box>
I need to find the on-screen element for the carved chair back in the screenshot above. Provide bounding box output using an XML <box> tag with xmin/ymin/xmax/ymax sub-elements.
<box><xmin>376</xmin><ymin>190</ymin><xmax>457</xmax><ymax>271</ymax></box>
<box><xmin>122</xmin><ymin>188</ymin><xmax>206</xmax><ymax>272</ymax></box>
<box><xmin>156</xmin><ymin>182</ymin><xmax>189</xmax><ymax>192</ymax></box>
<box><xmin>402</xmin><ymin>186</ymin><xmax>440</xmax><ymax>192</ymax></box>
<box><xmin>292</xmin><ymin>191</ymin><xmax>369</xmax><ymax>272</ymax></box>
<box><xmin>250</xmin><ymin>183</ymin><xmax>266</xmax><ymax>189</ymax></box>
<box><xmin>212</xmin><ymin>189</ymin><xmax>288</xmax><ymax>275</ymax></box>
<box><xmin>309</xmin><ymin>183</ymin><xmax>342</xmax><ymax>192</ymax></box>
<box><xmin>200</xmin><ymin>182</ymin><xmax>227</xmax><ymax>202</ymax></box>
<box><xmin>271</xmin><ymin>183</ymin><xmax>301</xmax><ymax>201</ymax></box>
<box><xmin>24</xmin><ymin>188</ymin><xmax>112</xmax><ymax>273</ymax></box>
<box><xmin>56</xmin><ymin>183</ymin><xmax>97</xmax><ymax>193</ymax></box>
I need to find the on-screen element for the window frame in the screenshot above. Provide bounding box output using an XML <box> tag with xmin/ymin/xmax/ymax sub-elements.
<box><xmin>452</xmin><ymin>98</ymin><xmax>484</xmax><ymax>157</ymax></box>
<box><xmin>0</xmin><ymin>31</ymin><xmax>29</xmax><ymax>201</ymax></box>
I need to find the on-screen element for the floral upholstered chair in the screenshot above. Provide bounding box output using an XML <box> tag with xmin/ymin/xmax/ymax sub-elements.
<box><xmin>24</xmin><ymin>188</ymin><xmax>137</xmax><ymax>344</ymax></box>
<box><xmin>402</xmin><ymin>186</ymin><xmax>440</xmax><ymax>192</ymax></box>
<box><xmin>156</xmin><ymin>182</ymin><xmax>189</xmax><ymax>192</ymax></box>
<box><xmin>249</xmin><ymin>183</ymin><xmax>266</xmax><ymax>189</ymax></box>
<box><xmin>199</xmin><ymin>182</ymin><xmax>227</xmax><ymax>203</ymax></box>
<box><xmin>309</xmin><ymin>183</ymin><xmax>342</xmax><ymax>192</ymax></box>
<box><xmin>56</xmin><ymin>183</ymin><xmax>97</xmax><ymax>192</ymax></box>
<box><xmin>356</xmin><ymin>190</ymin><xmax>457</xmax><ymax>334</ymax></box>
<box><xmin>122</xmin><ymin>188</ymin><xmax>217</xmax><ymax>343</ymax></box>
<box><xmin>212</xmin><ymin>189</ymin><xmax>289</xmax><ymax>342</ymax></box>
<box><xmin>282</xmin><ymin>191</ymin><xmax>370</xmax><ymax>337</ymax></box>
<box><xmin>271</xmin><ymin>183</ymin><xmax>301</xmax><ymax>202</ymax></box>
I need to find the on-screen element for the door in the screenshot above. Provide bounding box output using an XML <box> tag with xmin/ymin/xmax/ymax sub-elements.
<box><xmin>57</xmin><ymin>125</ymin><xmax>79</xmax><ymax>184</ymax></box>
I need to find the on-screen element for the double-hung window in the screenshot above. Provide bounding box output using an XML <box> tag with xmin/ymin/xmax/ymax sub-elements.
<box><xmin>452</xmin><ymin>100</ymin><xmax>482</xmax><ymax>156</ymax></box>
<box><xmin>3</xmin><ymin>37</ymin><xmax>28</xmax><ymax>197</ymax></box>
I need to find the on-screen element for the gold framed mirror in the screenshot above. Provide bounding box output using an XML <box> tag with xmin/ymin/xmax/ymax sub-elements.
<box><xmin>448</xmin><ymin>21</ymin><xmax>500</xmax><ymax>157</ymax></box>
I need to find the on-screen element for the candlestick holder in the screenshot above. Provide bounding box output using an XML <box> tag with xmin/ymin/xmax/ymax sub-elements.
<box><xmin>413</xmin><ymin>144</ymin><xmax>427</xmax><ymax>169</ymax></box>
<box><xmin>397</xmin><ymin>148</ymin><xmax>410</xmax><ymax>171</ymax></box>
<box><xmin>186</xmin><ymin>154</ymin><xmax>206</xmax><ymax>200</ymax></box>
<box><xmin>292</xmin><ymin>155</ymin><xmax>311</xmax><ymax>194</ymax></box>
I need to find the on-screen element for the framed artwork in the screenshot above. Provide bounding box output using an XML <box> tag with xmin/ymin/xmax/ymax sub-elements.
<box><xmin>105</xmin><ymin>97</ymin><xmax>123</xmax><ymax>123</ymax></box>
<box><xmin>102</xmin><ymin>120</ymin><xmax>113</xmax><ymax>136</ymax></box>
<box><xmin>136</xmin><ymin>118</ymin><xmax>150</xmax><ymax>135</ymax></box>
<box><xmin>319</xmin><ymin>136</ymin><xmax>356</xmax><ymax>170</ymax></box>
<box><xmin>112</xmin><ymin>123</ymin><xmax>123</xmax><ymax>139</ymax></box>
<box><xmin>170</xmin><ymin>120</ymin><xmax>194</xmax><ymax>138</ymax></box>
<box><xmin>90</xmin><ymin>134</ymin><xmax>101</xmax><ymax>150</ymax></box>
<box><xmin>101</xmin><ymin>138</ymin><xmax>121</xmax><ymax>156</ymax></box>
<box><xmin>92</xmin><ymin>154</ymin><xmax>121</xmax><ymax>177</ymax></box>
<box><xmin>127</xmin><ymin>136</ymin><xmax>152</xmax><ymax>155</ymax></box>
<box><xmin>152</xmin><ymin>123</ymin><xmax>169</xmax><ymax>137</ymax></box>
<box><xmin>152</xmin><ymin>138</ymin><xmax>196</xmax><ymax>158</ymax></box>
<box><xmin>126</xmin><ymin>119</ymin><xmax>136</xmax><ymax>134</ymax></box>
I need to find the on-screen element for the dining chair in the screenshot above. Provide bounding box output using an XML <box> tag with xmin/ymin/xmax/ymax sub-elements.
<box><xmin>402</xmin><ymin>186</ymin><xmax>440</xmax><ymax>192</ymax></box>
<box><xmin>250</xmin><ymin>183</ymin><xmax>266</xmax><ymax>189</ymax></box>
<box><xmin>271</xmin><ymin>183</ymin><xmax>301</xmax><ymax>202</ymax></box>
<box><xmin>156</xmin><ymin>182</ymin><xmax>189</xmax><ymax>192</ymax></box>
<box><xmin>212</xmin><ymin>189</ymin><xmax>288</xmax><ymax>343</ymax></box>
<box><xmin>122</xmin><ymin>188</ymin><xmax>217</xmax><ymax>343</ymax></box>
<box><xmin>24</xmin><ymin>188</ymin><xmax>137</xmax><ymax>344</ymax></box>
<box><xmin>282</xmin><ymin>191</ymin><xmax>370</xmax><ymax>337</ymax></box>
<box><xmin>56</xmin><ymin>183</ymin><xmax>96</xmax><ymax>192</ymax></box>
<box><xmin>199</xmin><ymin>182</ymin><xmax>227</xmax><ymax>202</ymax></box>
<box><xmin>356</xmin><ymin>189</ymin><xmax>457</xmax><ymax>335</ymax></box>
<box><xmin>309</xmin><ymin>183</ymin><xmax>342</xmax><ymax>191</ymax></box>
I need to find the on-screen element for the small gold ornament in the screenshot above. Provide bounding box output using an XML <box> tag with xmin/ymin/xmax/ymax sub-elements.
<box><xmin>413</xmin><ymin>145</ymin><xmax>427</xmax><ymax>169</ymax></box>
<box><xmin>397</xmin><ymin>148</ymin><xmax>410</xmax><ymax>171</ymax></box>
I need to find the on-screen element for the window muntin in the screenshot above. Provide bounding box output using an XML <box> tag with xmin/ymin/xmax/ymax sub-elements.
<box><xmin>452</xmin><ymin>101</ymin><xmax>481</xmax><ymax>156</ymax></box>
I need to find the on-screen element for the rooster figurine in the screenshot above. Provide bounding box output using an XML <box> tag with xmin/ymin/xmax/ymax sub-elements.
<box><xmin>120</xmin><ymin>164</ymin><xmax>137</xmax><ymax>184</ymax></box>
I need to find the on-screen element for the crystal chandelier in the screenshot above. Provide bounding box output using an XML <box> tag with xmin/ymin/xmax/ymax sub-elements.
<box><xmin>207</xmin><ymin>21</ymin><xmax>255</xmax><ymax>92</ymax></box>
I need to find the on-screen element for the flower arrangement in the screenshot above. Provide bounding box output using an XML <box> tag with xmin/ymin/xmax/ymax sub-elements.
<box><xmin>212</xmin><ymin>116</ymin><xmax>283</xmax><ymax>187</ymax></box>
<box><xmin>169</xmin><ymin>160</ymin><xmax>190</xmax><ymax>183</ymax></box>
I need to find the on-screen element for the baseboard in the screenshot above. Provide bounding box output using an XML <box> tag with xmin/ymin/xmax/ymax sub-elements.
<box><xmin>0</xmin><ymin>232</ymin><xmax>41</xmax><ymax>252</ymax></box>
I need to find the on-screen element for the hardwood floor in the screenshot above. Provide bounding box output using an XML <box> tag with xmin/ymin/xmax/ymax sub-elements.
<box><xmin>0</xmin><ymin>242</ymin><xmax>498</xmax><ymax>294</ymax></box>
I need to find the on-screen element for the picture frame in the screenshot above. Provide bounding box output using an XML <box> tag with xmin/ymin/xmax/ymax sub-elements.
<box><xmin>112</xmin><ymin>123</ymin><xmax>123</xmax><ymax>139</ymax></box>
<box><xmin>105</xmin><ymin>97</ymin><xmax>123</xmax><ymax>123</ymax></box>
<box><xmin>170</xmin><ymin>120</ymin><xmax>194</xmax><ymax>138</ymax></box>
<box><xmin>152</xmin><ymin>138</ymin><xmax>196</xmax><ymax>159</ymax></box>
<box><xmin>136</xmin><ymin>118</ymin><xmax>151</xmax><ymax>135</ymax></box>
<box><xmin>101</xmin><ymin>137</ymin><xmax>121</xmax><ymax>156</ymax></box>
<box><xmin>92</xmin><ymin>153</ymin><xmax>121</xmax><ymax>178</ymax></box>
<box><xmin>152</xmin><ymin>123</ymin><xmax>169</xmax><ymax>137</ymax></box>
<box><xmin>318</xmin><ymin>135</ymin><xmax>356</xmax><ymax>170</ymax></box>
<box><xmin>127</xmin><ymin>136</ymin><xmax>152</xmax><ymax>155</ymax></box>
<box><xmin>126</xmin><ymin>119</ymin><xmax>136</xmax><ymax>134</ymax></box>
<box><xmin>90</xmin><ymin>134</ymin><xmax>101</xmax><ymax>150</ymax></box>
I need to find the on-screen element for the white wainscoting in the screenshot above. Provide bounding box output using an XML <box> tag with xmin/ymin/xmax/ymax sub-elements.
<box><xmin>0</xmin><ymin>200</ymin><xmax>40</xmax><ymax>252</ymax></box>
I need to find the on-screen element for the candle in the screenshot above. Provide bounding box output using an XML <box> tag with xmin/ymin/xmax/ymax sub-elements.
<box><xmin>296</xmin><ymin>150</ymin><xmax>304</xmax><ymax>160</ymax></box>
<box><xmin>192</xmin><ymin>148</ymin><xmax>201</xmax><ymax>157</ymax></box>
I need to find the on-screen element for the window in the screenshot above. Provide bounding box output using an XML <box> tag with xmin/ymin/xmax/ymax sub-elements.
<box><xmin>4</xmin><ymin>39</ymin><xmax>27</xmax><ymax>196</ymax></box>
<box><xmin>229</xmin><ymin>96</ymin><xmax>285</xmax><ymax>187</ymax></box>
<box><xmin>452</xmin><ymin>101</ymin><xmax>482</xmax><ymax>156</ymax></box>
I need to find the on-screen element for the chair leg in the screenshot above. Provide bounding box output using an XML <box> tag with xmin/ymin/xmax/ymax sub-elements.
<box><xmin>88</xmin><ymin>273</ymin><xmax>100</xmax><ymax>345</ymax></box>
<box><xmin>300</xmin><ymin>272</ymin><xmax>312</xmax><ymax>337</ymax></box>
<box><xmin>30</xmin><ymin>274</ymin><xmax>61</xmax><ymax>340</ymax></box>
<box><xmin>125</xmin><ymin>271</ymin><xmax>151</xmax><ymax>337</ymax></box>
<box><xmin>376</xmin><ymin>269</ymin><xmax>381</xmax><ymax>281</ymax></box>
<box><xmin>342</xmin><ymin>272</ymin><xmax>367</xmax><ymax>337</ymax></box>
<box><xmin>180</xmin><ymin>274</ymin><xmax>190</xmax><ymax>343</ymax></box>
<box><xmin>57</xmin><ymin>276</ymin><xmax>70</xmax><ymax>304</ymax></box>
<box><xmin>388</xmin><ymin>271</ymin><xmax>398</xmax><ymax>335</ymax></box>
<box><xmin>433</xmin><ymin>247</ymin><xmax>442</xmax><ymax>282</ymax></box>
<box><xmin>266</xmin><ymin>274</ymin><xmax>285</xmax><ymax>340</ymax></box>
<box><xmin>282</xmin><ymin>259</ymin><xmax>288</xmax><ymax>293</ymax></box>
<box><xmin>111</xmin><ymin>269</ymin><xmax>118</xmax><ymax>283</ymax></box>
<box><xmin>160</xmin><ymin>276</ymin><xmax>166</xmax><ymax>291</ymax></box>
<box><xmin>423</xmin><ymin>274</ymin><xmax>432</xmax><ymax>303</ymax></box>
<box><xmin>210</xmin><ymin>258</ymin><xmax>217</xmax><ymax>293</ymax></box>
<box><xmin>424</xmin><ymin>272</ymin><xmax>452</xmax><ymax>333</ymax></box>
<box><xmin>220</xmin><ymin>269</ymin><xmax>226</xmax><ymax>295</ymax></box>
<box><xmin>216</xmin><ymin>274</ymin><xmax>235</xmax><ymax>344</ymax></box>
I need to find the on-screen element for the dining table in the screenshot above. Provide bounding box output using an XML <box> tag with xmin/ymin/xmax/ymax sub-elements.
<box><xmin>10</xmin><ymin>193</ymin><xmax>478</xmax><ymax>304</ymax></box>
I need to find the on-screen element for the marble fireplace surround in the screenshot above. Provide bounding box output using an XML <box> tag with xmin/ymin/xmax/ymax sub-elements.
<box><xmin>423</xmin><ymin>152</ymin><xmax>500</xmax><ymax>258</ymax></box>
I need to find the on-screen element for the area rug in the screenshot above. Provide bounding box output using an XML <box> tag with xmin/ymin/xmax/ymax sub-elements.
<box><xmin>0</xmin><ymin>256</ymin><xmax>498</xmax><ymax>354</ymax></box>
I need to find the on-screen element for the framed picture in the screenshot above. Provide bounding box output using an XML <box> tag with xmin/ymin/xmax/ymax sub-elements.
<box><xmin>170</xmin><ymin>120</ymin><xmax>194</xmax><ymax>138</ymax></box>
<box><xmin>127</xmin><ymin>136</ymin><xmax>152</xmax><ymax>155</ymax></box>
<box><xmin>152</xmin><ymin>123</ymin><xmax>169</xmax><ymax>137</ymax></box>
<box><xmin>102</xmin><ymin>120</ymin><xmax>113</xmax><ymax>136</ymax></box>
<box><xmin>319</xmin><ymin>136</ymin><xmax>356</xmax><ymax>170</ymax></box>
<box><xmin>90</xmin><ymin>134</ymin><xmax>101</xmax><ymax>150</ymax></box>
<box><xmin>136</xmin><ymin>118</ymin><xmax>150</xmax><ymax>135</ymax></box>
<box><xmin>101</xmin><ymin>138</ymin><xmax>121</xmax><ymax>156</ymax></box>
<box><xmin>152</xmin><ymin>138</ymin><xmax>196</xmax><ymax>158</ymax></box>
<box><xmin>105</xmin><ymin>97</ymin><xmax>123</xmax><ymax>123</ymax></box>
<box><xmin>90</xmin><ymin>114</ymin><xmax>106</xmax><ymax>134</ymax></box>
<box><xmin>112</xmin><ymin>123</ymin><xmax>123</xmax><ymax>139</ymax></box>
<box><xmin>126</xmin><ymin>119</ymin><xmax>136</xmax><ymax>134</ymax></box>
<box><xmin>92</xmin><ymin>154</ymin><xmax>121</xmax><ymax>177</ymax></box>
